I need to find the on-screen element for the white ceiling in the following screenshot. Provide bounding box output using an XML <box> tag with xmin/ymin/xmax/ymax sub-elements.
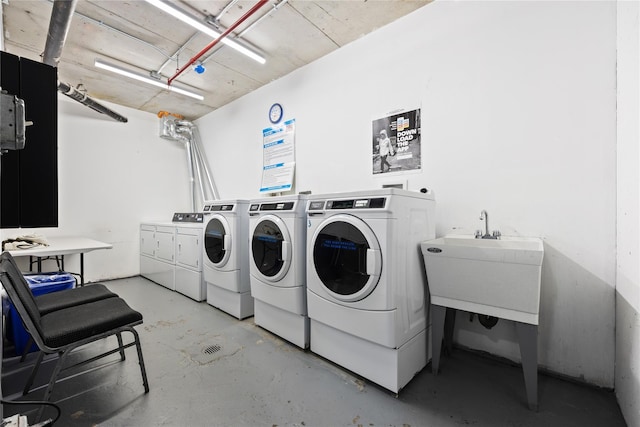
<box><xmin>2</xmin><ymin>0</ymin><xmax>432</xmax><ymax>121</ymax></box>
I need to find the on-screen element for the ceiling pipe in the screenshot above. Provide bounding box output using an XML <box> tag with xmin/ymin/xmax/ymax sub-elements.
<box><xmin>43</xmin><ymin>0</ymin><xmax>128</xmax><ymax>123</ymax></box>
<box><xmin>202</xmin><ymin>0</ymin><xmax>289</xmax><ymax>66</ymax></box>
<box><xmin>58</xmin><ymin>81</ymin><xmax>128</xmax><ymax>123</ymax></box>
<box><xmin>42</xmin><ymin>0</ymin><xmax>77</xmax><ymax>66</ymax></box>
<box><xmin>168</xmin><ymin>0</ymin><xmax>269</xmax><ymax>85</ymax></box>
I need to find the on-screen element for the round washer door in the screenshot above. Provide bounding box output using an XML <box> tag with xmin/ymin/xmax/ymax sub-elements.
<box><xmin>311</xmin><ymin>214</ymin><xmax>382</xmax><ymax>302</ymax></box>
<box><xmin>204</xmin><ymin>214</ymin><xmax>231</xmax><ymax>267</ymax></box>
<box><xmin>251</xmin><ymin>215</ymin><xmax>292</xmax><ymax>283</ymax></box>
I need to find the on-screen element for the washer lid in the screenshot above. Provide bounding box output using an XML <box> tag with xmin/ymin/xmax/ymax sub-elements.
<box><xmin>312</xmin><ymin>214</ymin><xmax>382</xmax><ymax>302</ymax></box>
<box><xmin>251</xmin><ymin>215</ymin><xmax>292</xmax><ymax>282</ymax></box>
<box><xmin>205</xmin><ymin>215</ymin><xmax>231</xmax><ymax>267</ymax></box>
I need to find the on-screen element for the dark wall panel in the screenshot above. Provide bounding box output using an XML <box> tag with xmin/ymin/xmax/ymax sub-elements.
<box><xmin>1</xmin><ymin>51</ymin><xmax>58</xmax><ymax>228</ymax></box>
<box><xmin>1</xmin><ymin>52</ymin><xmax>22</xmax><ymax>228</ymax></box>
<box><xmin>18</xmin><ymin>57</ymin><xmax>58</xmax><ymax>227</ymax></box>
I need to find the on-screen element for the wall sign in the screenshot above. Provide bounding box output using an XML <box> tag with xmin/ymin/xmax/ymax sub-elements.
<box><xmin>372</xmin><ymin>108</ymin><xmax>421</xmax><ymax>175</ymax></box>
<box><xmin>260</xmin><ymin>119</ymin><xmax>296</xmax><ymax>193</ymax></box>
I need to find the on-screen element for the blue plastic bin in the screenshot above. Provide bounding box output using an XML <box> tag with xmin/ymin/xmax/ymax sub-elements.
<box><xmin>6</xmin><ymin>272</ymin><xmax>76</xmax><ymax>355</ymax></box>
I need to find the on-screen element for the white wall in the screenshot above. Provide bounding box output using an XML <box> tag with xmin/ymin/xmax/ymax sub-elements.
<box><xmin>615</xmin><ymin>2</ymin><xmax>640</xmax><ymax>425</ymax></box>
<box><xmin>197</xmin><ymin>1</ymin><xmax>618</xmax><ymax>386</ymax></box>
<box><xmin>0</xmin><ymin>96</ymin><xmax>190</xmax><ymax>281</ymax></box>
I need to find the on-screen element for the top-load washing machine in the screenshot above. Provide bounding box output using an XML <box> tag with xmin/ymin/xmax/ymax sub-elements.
<box><xmin>248</xmin><ymin>194</ymin><xmax>309</xmax><ymax>348</ymax></box>
<box><xmin>306</xmin><ymin>188</ymin><xmax>435</xmax><ymax>393</ymax></box>
<box><xmin>203</xmin><ymin>200</ymin><xmax>253</xmax><ymax>319</ymax></box>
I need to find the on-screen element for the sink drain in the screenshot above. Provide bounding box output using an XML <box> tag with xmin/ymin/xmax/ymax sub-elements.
<box><xmin>203</xmin><ymin>344</ymin><xmax>222</xmax><ymax>355</ymax></box>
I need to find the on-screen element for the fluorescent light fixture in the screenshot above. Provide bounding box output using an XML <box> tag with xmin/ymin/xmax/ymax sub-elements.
<box><xmin>144</xmin><ymin>0</ymin><xmax>266</xmax><ymax>65</ymax></box>
<box><xmin>94</xmin><ymin>59</ymin><xmax>204</xmax><ymax>101</ymax></box>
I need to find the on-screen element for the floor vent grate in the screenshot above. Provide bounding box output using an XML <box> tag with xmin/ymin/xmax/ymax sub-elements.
<box><xmin>203</xmin><ymin>344</ymin><xmax>222</xmax><ymax>355</ymax></box>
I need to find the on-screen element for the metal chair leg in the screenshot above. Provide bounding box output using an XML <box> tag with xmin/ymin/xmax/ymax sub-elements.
<box><xmin>35</xmin><ymin>348</ymin><xmax>72</xmax><ymax>422</ymax></box>
<box><xmin>130</xmin><ymin>328</ymin><xmax>150</xmax><ymax>393</ymax></box>
<box><xmin>19</xmin><ymin>336</ymin><xmax>34</xmax><ymax>362</ymax></box>
<box><xmin>117</xmin><ymin>332</ymin><xmax>126</xmax><ymax>361</ymax></box>
<box><xmin>22</xmin><ymin>350</ymin><xmax>46</xmax><ymax>395</ymax></box>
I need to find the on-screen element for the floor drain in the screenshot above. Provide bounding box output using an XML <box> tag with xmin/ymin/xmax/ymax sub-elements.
<box><xmin>203</xmin><ymin>344</ymin><xmax>222</xmax><ymax>355</ymax></box>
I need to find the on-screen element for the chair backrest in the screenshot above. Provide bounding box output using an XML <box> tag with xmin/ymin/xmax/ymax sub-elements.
<box><xmin>0</xmin><ymin>252</ymin><xmax>44</xmax><ymax>342</ymax></box>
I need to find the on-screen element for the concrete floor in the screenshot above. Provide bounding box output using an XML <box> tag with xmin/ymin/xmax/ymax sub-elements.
<box><xmin>3</xmin><ymin>276</ymin><xmax>626</xmax><ymax>426</ymax></box>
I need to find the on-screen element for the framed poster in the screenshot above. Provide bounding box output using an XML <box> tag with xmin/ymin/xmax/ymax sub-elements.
<box><xmin>372</xmin><ymin>108</ymin><xmax>421</xmax><ymax>175</ymax></box>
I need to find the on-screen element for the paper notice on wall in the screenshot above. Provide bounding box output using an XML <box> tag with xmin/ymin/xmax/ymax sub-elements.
<box><xmin>260</xmin><ymin>119</ymin><xmax>295</xmax><ymax>193</ymax></box>
<box><xmin>372</xmin><ymin>108</ymin><xmax>421</xmax><ymax>175</ymax></box>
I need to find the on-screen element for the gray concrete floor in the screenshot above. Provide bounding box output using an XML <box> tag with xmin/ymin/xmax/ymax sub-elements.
<box><xmin>3</xmin><ymin>276</ymin><xmax>626</xmax><ymax>426</ymax></box>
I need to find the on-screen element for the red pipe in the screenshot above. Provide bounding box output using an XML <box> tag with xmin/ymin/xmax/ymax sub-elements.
<box><xmin>168</xmin><ymin>0</ymin><xmax>269</xmax><ymax>86</ymax></box>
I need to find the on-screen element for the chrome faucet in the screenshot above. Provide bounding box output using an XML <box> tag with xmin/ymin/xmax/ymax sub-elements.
<box><xmin>477</xmin><ymin>210</ymin><xmax>500</xmax><ymax>239</ymax></box>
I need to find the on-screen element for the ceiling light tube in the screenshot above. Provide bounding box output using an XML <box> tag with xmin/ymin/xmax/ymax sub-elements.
<box><xmin>94</xmin><ymin>59</ymin><xmax>204</xmax><ymax>101</ymax></box>
<box><xmin>144</xmin><ymin>0</ymin><xmax>266</xmax><ymax>65</ymax></box>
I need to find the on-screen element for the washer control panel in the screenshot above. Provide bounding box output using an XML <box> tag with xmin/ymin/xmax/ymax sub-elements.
<box><xmin>172</xmin><ymin>212</ymin><xmax>204</xmax><ymax>223</ymax></box>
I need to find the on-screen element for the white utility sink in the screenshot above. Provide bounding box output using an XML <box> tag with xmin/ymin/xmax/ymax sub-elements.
<box><xmin>421</xmin><ymin>235</ymin><xmax>544</xmax><ymax>325</ymax></box>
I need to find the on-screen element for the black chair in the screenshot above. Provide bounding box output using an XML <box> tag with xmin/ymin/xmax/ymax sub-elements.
<box><xmin>15</xmin><ymin>270</ymin><xmax>119</xmax><ymax>361</ymax></box>
<box><xmin>0</xmin><ymin>252</ymin><xmax>149</xmax><ymax>419</ymax></box>
<box><xmin>34</xmin><ymin>282</ymin><xmax>118</xmax><ymax>315</ymax></box>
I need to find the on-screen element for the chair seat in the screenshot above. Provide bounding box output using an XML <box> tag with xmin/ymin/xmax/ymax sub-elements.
<box><xmin>35</xmin><ymin>283</ymin><xmax>118</xmax><ymax>315</ymax></box>
<box><xmin>40</xmin><ymin>298</ymin><xmax>143</xmax><ymax>348</ymax></box>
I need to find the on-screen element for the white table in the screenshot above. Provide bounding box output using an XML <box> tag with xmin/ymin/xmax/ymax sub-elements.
<box><xmin>6</xmin><ymin>237</ymin><xmax>112</xmax><ymax>285</ymax></box>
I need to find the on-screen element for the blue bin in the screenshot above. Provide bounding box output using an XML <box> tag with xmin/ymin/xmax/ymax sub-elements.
<box><xmin>7</xmin><ymin>272</ymin><xmax>76</xmax><ymax>355</ymax></box>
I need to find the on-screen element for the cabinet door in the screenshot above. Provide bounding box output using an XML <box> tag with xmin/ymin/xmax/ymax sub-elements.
<box><xmin>140</xmin><ymin>228</ymin><xmax>156</xmax><ymax>257</ymax></box>
<box><xmin>156</xmin><ymin>230</ymin><xmax>175</xmax><ymax>263</ymax></box>
<box><xmin>176</xmin><ymin>230</ymin><xmax>201</xmax><ymax>270</ymax></box>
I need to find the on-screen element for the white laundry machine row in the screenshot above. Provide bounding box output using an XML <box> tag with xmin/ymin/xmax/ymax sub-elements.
<box><xmin>305</xmin><ymin>188</ymin><xmax>436</xmax><ymax>393</ymax></box>
<box><xmin>248</xmin><ymin>194</ymin><xmax>309</xmax><ymax>348</ymax></box>
<box><xmin>140</xmin><ymin>213</ymin><xmax>206</xmax><ymax>301</ymax></box>
<box><xmin>202</xmin><ymin>200</ymin><xmax>254</xmax><ymax>320</ymax></box>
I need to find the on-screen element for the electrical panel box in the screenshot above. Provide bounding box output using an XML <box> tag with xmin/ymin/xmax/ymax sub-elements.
<box><xmin>0</xmin><ymin>93</ymin><xmax>26</xmax><ymax>152</ymax></box>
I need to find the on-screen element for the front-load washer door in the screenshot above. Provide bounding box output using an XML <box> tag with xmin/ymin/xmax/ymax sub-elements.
<box><xmin>205</xmin><ymin>214</ymin><xmax>231</xmax><ymax>268</ymax></box>
<box><xmin>251</xmin><ymin>215</ymin><xmax>292</xmax><ymax>283</ymax></box>
<box><xmin>312</xmin><ymin>214</ymin><xmax>382</xmax><ymax>302</ymax></box>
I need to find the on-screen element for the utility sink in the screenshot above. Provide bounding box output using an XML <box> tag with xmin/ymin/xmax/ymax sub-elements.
<box><xmin>421</xmin><ymin>235</ymin><xmax>544</xmax><ymax>325</ymax></box>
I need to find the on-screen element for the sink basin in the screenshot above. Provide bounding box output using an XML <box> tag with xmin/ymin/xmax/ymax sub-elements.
<box><xmin>421</xmin><ymin>235</ymin><xmax>544</xmax><ymax>324</ymax></box>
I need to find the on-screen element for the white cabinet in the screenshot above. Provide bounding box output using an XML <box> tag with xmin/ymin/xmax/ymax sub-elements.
<box><xmin>175</xmin><ymin>226</ymin><xmax>205</xmax><ymax>301</ymax></box>
<box><xmin>155</xmin><ymin>226</ymin><xmax>175</xmax><ymax>263</ymax></box>
<box><xmin>140</xmin><ymin>224</ymin><xmax>175</xmax><ymax>291</ymax></box>
<box><xmin>140</xmin><ymin>226</ymin><xmax>155</xmax><ymax>257</ymax></box>
<box><xmin>140</xmin><ymin>223</ymin><xmax>205</xmax><ymax>301</ymax></box>
<box><xmin>176</xmin><ymin>228</ymin><xmax>200</xmax><ymax>269</ymax></box>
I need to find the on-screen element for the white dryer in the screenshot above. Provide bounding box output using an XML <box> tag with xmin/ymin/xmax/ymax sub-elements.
<box><xmin>174</xmin><ymin>212</ymin><xmax>206</xmax><ymax>301</ymax></box>
<box><xmin>306</xmin><ymin>188</ymin><xmax>435</xmax><ymax>393</ymax></box>
<box><xmin>203</xmin><ymin>200</ymin><xmax>253</xmax><ymax>319</ymax></box>
<box><xmin>248</xmin><ymin>194</ymin><xmax>309</xmax><ymax>348</ymax></box>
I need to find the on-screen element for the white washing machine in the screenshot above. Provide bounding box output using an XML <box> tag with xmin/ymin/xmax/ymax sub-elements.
<box><xmin>306</xmin><ymin>188</ymin><xmax>435</xmax><ymax>393</ymax></box>
<box><xmin>248</xmin><ymin>194</ymin><xmax>309</xmax><ymax>348</ymax></box>
<box><xmin>203</xmin><ymin>200</ymin><xmax>253</xmax><ymax>319</ymax></box>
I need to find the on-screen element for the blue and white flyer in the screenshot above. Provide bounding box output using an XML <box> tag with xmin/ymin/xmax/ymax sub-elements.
<box><xmin>260</xmin><ymin>119</ymin><xmax>296</xmax><ymax>193</ymax></box>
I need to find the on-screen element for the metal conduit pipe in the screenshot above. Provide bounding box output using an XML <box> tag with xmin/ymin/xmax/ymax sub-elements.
<box><xmin>201</xmin><ymin>0</ymin><xmax>288</xmax><ymax>66</ymax></box>
<box><xmin>44</xmin><ymin>0</ymin><xmax>128</xmax><ymax>123</ymax></box>
<box><xmin>42</xmin><ymin>0</ymin><xmax>78</xmax><ymax>66</ymax></box>
<box><xmin>156</xmin><ymin>32</ymin><xmax>200</xmax><ymax>75</ymax></box>
<box><xmin>57</xmin><ymin>82</ymin><xmax>129</xmax><ymax>123</ymax></box>
<box><xmin>192</xmin><ymin>126</ymin><xmax>219</xmax><ymax>200</ymax></box>
<box><xmin>168</xmin><ymin>0</ymin><xmax>269</xmax><ymax>85</ymax></box>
